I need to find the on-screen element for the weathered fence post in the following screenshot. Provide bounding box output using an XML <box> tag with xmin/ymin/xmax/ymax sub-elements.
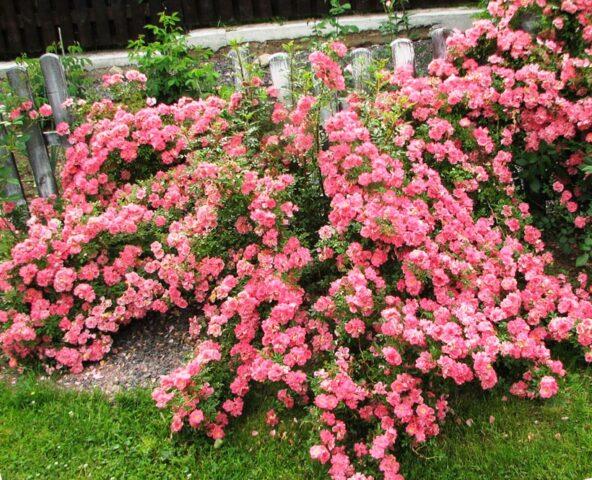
<box><xmin>269</xmin><ymin>52</ymin><xmax>292</xmax><ymax>105</ymax></box>
<box><xmin>351</xmin><ymin>48</ymin><xmax>372</xmax><ymax>91</ymax></box>
<box><xmin>391</xmin><ymin>38</ymin><xmax>416</xmax><ymax>75</ymax></box>
<box><xmin>40</xmin><ymin>53</ymin><xmax>71</xmax><ymax>147</ymax></box>
<box><xmin>0</xmin><ymin>125</ymin><xmax>27</xmax><ymax>207</ymax></box>
<box><xmin>228</xmin><ymin>46</ymin><xmax>250</xmax><ymax>89</ymax></box>
<box><xmin>431</xmin><ymin>28</ymin><xmax>451</xmax><ymax>59</ymax></box>
<box><xmin>6</xmin><ymin>67</ymin><xmax>58</xmax><ymax>197</ymax></box>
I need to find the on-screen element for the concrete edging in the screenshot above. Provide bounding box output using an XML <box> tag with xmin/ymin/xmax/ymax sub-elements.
<box><xmin>0</xmin><ymin>7</ymin><xmax>480</xmax><ymax>74</ymax></box>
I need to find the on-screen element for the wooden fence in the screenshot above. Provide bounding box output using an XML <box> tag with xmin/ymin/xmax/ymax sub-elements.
<box><xmin>0</xmin><ymin>0</ymin><xmax>473</xmax><ymax>60</ymax></box>
<box><xmin>0</xmin><ymin>29</ymin><xmax>450</xmax><ymax>209</ymax></box>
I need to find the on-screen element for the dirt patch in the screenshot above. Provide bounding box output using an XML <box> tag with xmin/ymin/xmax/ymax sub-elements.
<box><xmin>55</xmin><ymin>313</ymin><xmax>194</xmax><ymax>395</ymax></box>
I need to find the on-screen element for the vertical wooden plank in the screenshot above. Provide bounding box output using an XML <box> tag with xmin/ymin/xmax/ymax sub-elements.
<box><xmin>107</xmin><ymin>0</ymin><xmax>129</xmax><ymax>45</ymax></box>
<box><xmin>272</xmin><ymin>0</ymin><xmax>292</xmax><ymax>19</ymax></box>
<box><xmin>351</xmin><ymin>48</ymin><xmax>371</xmax><ymax>91</ymax></box>
<box><xmin>72</xmin><ymin>0</ymin><xmax>94</xmax><ymax>48</ymax></box>
<box><xmin>0</xmin><ymin>125</ymin><xmax>28</xmax><ymax>207</ymax></box>
<box><xmin>180</xmin><ymin>0</ymin><xmax>200</xmax><ymax>27</ymax></box>
<box><xmin>54</xmin><ymin>0</ymin><xmax>75</xmax><ymax>48</ymax></box>
<box><xmin>1</xmin><ymin>0</ymin><xmax>25</xmax><ymax>58</ymax></box>
<box><xmin>147</xmin><ymin>0</ymin><xmax>163</xmax><ymax>26</ymax></box>
<box><xmin>0</xmin><ymin>4</ymin><xmax>10</xmax><ymax>57</ymax></box>
<box><xmin>431</xmin><ymin>28</ymin><xmax>451</xmax><ymax>60</ymax></box>
<box><xmin>237</xmin><ymin>0</ymin><xmax>254</xmax><ymax>22</ymax></box>
<box><xmin>167</xmin><ymin>0</ymin><xmax>185</xmax><ymax>19</ymax></box>
<box><xmin>269</xmin><ymin>52</ymin><xmax>292</xmax><ymax>105</ymax></box>
<box><xmin>17</xmin><ymin>0</ymin><xmax>43</xmax><ymax>53</ymax></box>
<box><xmin>91</xmin><ymin>0</ymin><xmax>112</xmax><ymax>47</ymax></box>
<box><xmin>36</xmin><ymin>0</ymin><xmax>58</xmax><ymax>49</ymax></box>
<box><xmin>355</xmin><ymin>0</ymin><xmax>370</xmax><ymax>13</ymax></box>
<box><xmin>215</xmin><ymin>0</ymin><xmax>235</xmax><ymax>23</ymax></box>
<box><xmin>124</xmin><ymin>0</ymin><xmax>144</xmax><ymax>41</ymax></box>
<box><xmin>369</xmin><ymin>0</ymin><xmax>382</xmax><ymax>11</ymax></box>
<box><xmin>310</xmin><ymin>0</ymin><xmax>326</xmax><ymax>16</ymax></box>
<box><xmin>6</xmin><ymin>67</ymin><xmax>58</xmax><ymax>198</ymax></box>
<box><xmin>0</xmin><ymin>27</ymin><xmax>8</xmax><ymax>57</ymax></box>
<box><xmin>40</xmin><ymin>54</ymin><xmax>71</xmax><ymax>137</ymax></box>
<box><xmin>391</xmin><ymin>38</ymin><xmax>415</xmax><ymax>75</ymax></box>
<box><xmin>254</xmin><ymin>0</ymin><xmax>274</xmax><ymax>19</ymax></box>
<box><xmin>293</xmin><ymin>0</ymin><xmax>311</xmax><ymax>18</ymax></box>
<box><xmin>195</xmin><ymin>0</ymin><xmax>215</xmax><ymax>26</ymax></box>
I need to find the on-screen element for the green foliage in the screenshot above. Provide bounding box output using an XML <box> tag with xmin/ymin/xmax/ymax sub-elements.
<box><xmin>0</xmin><ymin>378</ymin><xmax>323</xmax><ymax>480</ymax></box>
<box><xmin>312</xmin><ymin>0</ymin><xmax>360</xmax><ymax>38</ymax></box>
<box><xmin>13</xmin><ymin>54</ymin><xmax>48</xmax><ymax>106</ymax></box>
<box><xmin>128</xmin><ymin>12</ymin><xmax>219</xmax><ymax>104</ymax></box>
<box><xmin>1</xmin><ymin>370</ymin><xmax>591</xmax><ymax>479</ymax></box>
<box><xmin>378</xmin><ymin>0</ymin><xmax>410</xmax><ymax>38</ymax></box>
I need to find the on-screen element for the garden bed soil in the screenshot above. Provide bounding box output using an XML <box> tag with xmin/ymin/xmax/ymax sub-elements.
<box><xmin>53</xmin><ymin>313</ymin><xmax>194</xmax><ymax>394</ymax></box>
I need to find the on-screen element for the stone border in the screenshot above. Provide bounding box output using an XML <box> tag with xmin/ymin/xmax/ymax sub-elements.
<box><xmin>0</xmin><ymin>7</ymin><xmax>480</xmax><ymax>74</ymax></box>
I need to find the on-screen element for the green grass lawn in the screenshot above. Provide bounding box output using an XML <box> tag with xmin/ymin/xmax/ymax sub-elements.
<box><xmin>0</xmin><ymin>370</ymin><xmax>591</xmax><ymax>480</ymax></box>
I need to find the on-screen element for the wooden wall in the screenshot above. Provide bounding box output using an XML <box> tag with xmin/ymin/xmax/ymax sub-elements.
<box><xmin>0</xmin><ymin>0</ymin><xmax>472</xmax><ymax>60</ymax></box>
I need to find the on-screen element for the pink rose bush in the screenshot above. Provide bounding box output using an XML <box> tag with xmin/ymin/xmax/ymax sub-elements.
<box><xmin>442</xmin><ymin>0</ymin><xmax>592</xmax><ymax>263</ymax></box>
<box><xmin>2</xmin><ymin>2</ymin><xmax>592</xmax><ymax>479</ymax></box>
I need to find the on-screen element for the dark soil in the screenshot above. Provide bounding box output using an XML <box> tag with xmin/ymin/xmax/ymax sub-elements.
<box><xmin>55</xmin><ymin>313</ymin><xmax>194</xmax><ymax>395</ymax></box>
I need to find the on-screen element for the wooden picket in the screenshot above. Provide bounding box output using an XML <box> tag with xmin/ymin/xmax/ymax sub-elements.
<box><xmin>351</xmin><ymin>48</ymin><xmax>372</xmax><ymax>91</ymax></box>
<box><xmin>269</xmin><ymin>53</ymin><xmax>292</xmax><ymax>105</ymax></box>
<box><xmin>6</xmin><ymin>67</ymin><xmax>58</xmax><ymax>198</ymax></box>
<box><xmin>0</xmin><ymin>125</ymin><xmax>27</xmax><ymax>207</ymax></box>
<box><xmin>0</xmin><ymin>0</ymin><xmax>476</xmax><ymax>60</ymax></box>
<box><xmin>40</xmin><ymin>54</ymin><xmax>72</xmax><ymax>147</ymax></box>
<box><xmin>431</xmin><ymin>27</ymin><xmax>451</xmax><ymax>59</ymax></box>
<box><xmin>391</xmin><ymin>38</ymin><xmax>416</xmax><ymax>75</ymax></box>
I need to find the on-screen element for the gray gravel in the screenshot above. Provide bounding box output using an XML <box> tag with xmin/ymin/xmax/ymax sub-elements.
<box><xmin>56</xmin><ymin>313</ymin><xmax>194</xmax><ymax>395</ymax></box>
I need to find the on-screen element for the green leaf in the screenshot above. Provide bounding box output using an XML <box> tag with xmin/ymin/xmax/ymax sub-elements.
<box><xmin>529</xmin><ymin>177</ymin><xmax>540</xmax><ymax>193</ymax></box>
<box><xmin>576</xmin><ymin>253</ymin><xmax>589</xmax><ymax>267</ymax></box>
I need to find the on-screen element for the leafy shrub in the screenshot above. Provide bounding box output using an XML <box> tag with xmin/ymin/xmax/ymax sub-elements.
<box><xmin>312</xmin><ymin>0</ymin><xmax>360</xmax><ymax>38</ymax></box>
<box><xmin>3</xmin><ymin>28</ymin><xmax>592</xmax><ymax>480</ymax></box>
<box><xmin>54</xmin><ymin>43</ymin><xmax>94</xmax><ymax>100</ymax></box>
<box><xmin>379</xmin><ymin>0</ymin><xmax>410</xmax><ymax>38</ymax></box>
<box><xmin>445</xmin><ymin>0</ymin><xmax>592</xmax><ymax>265</ymax></box>
<box><xmin>3</xmin><ymin>1</ymin><xmax>592</xmax><ymax>479</ymax></box>
<box><xmin>128</xmin><ymin>12</ymin><xmax>218</xmax><ymax>104</ymax></box>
